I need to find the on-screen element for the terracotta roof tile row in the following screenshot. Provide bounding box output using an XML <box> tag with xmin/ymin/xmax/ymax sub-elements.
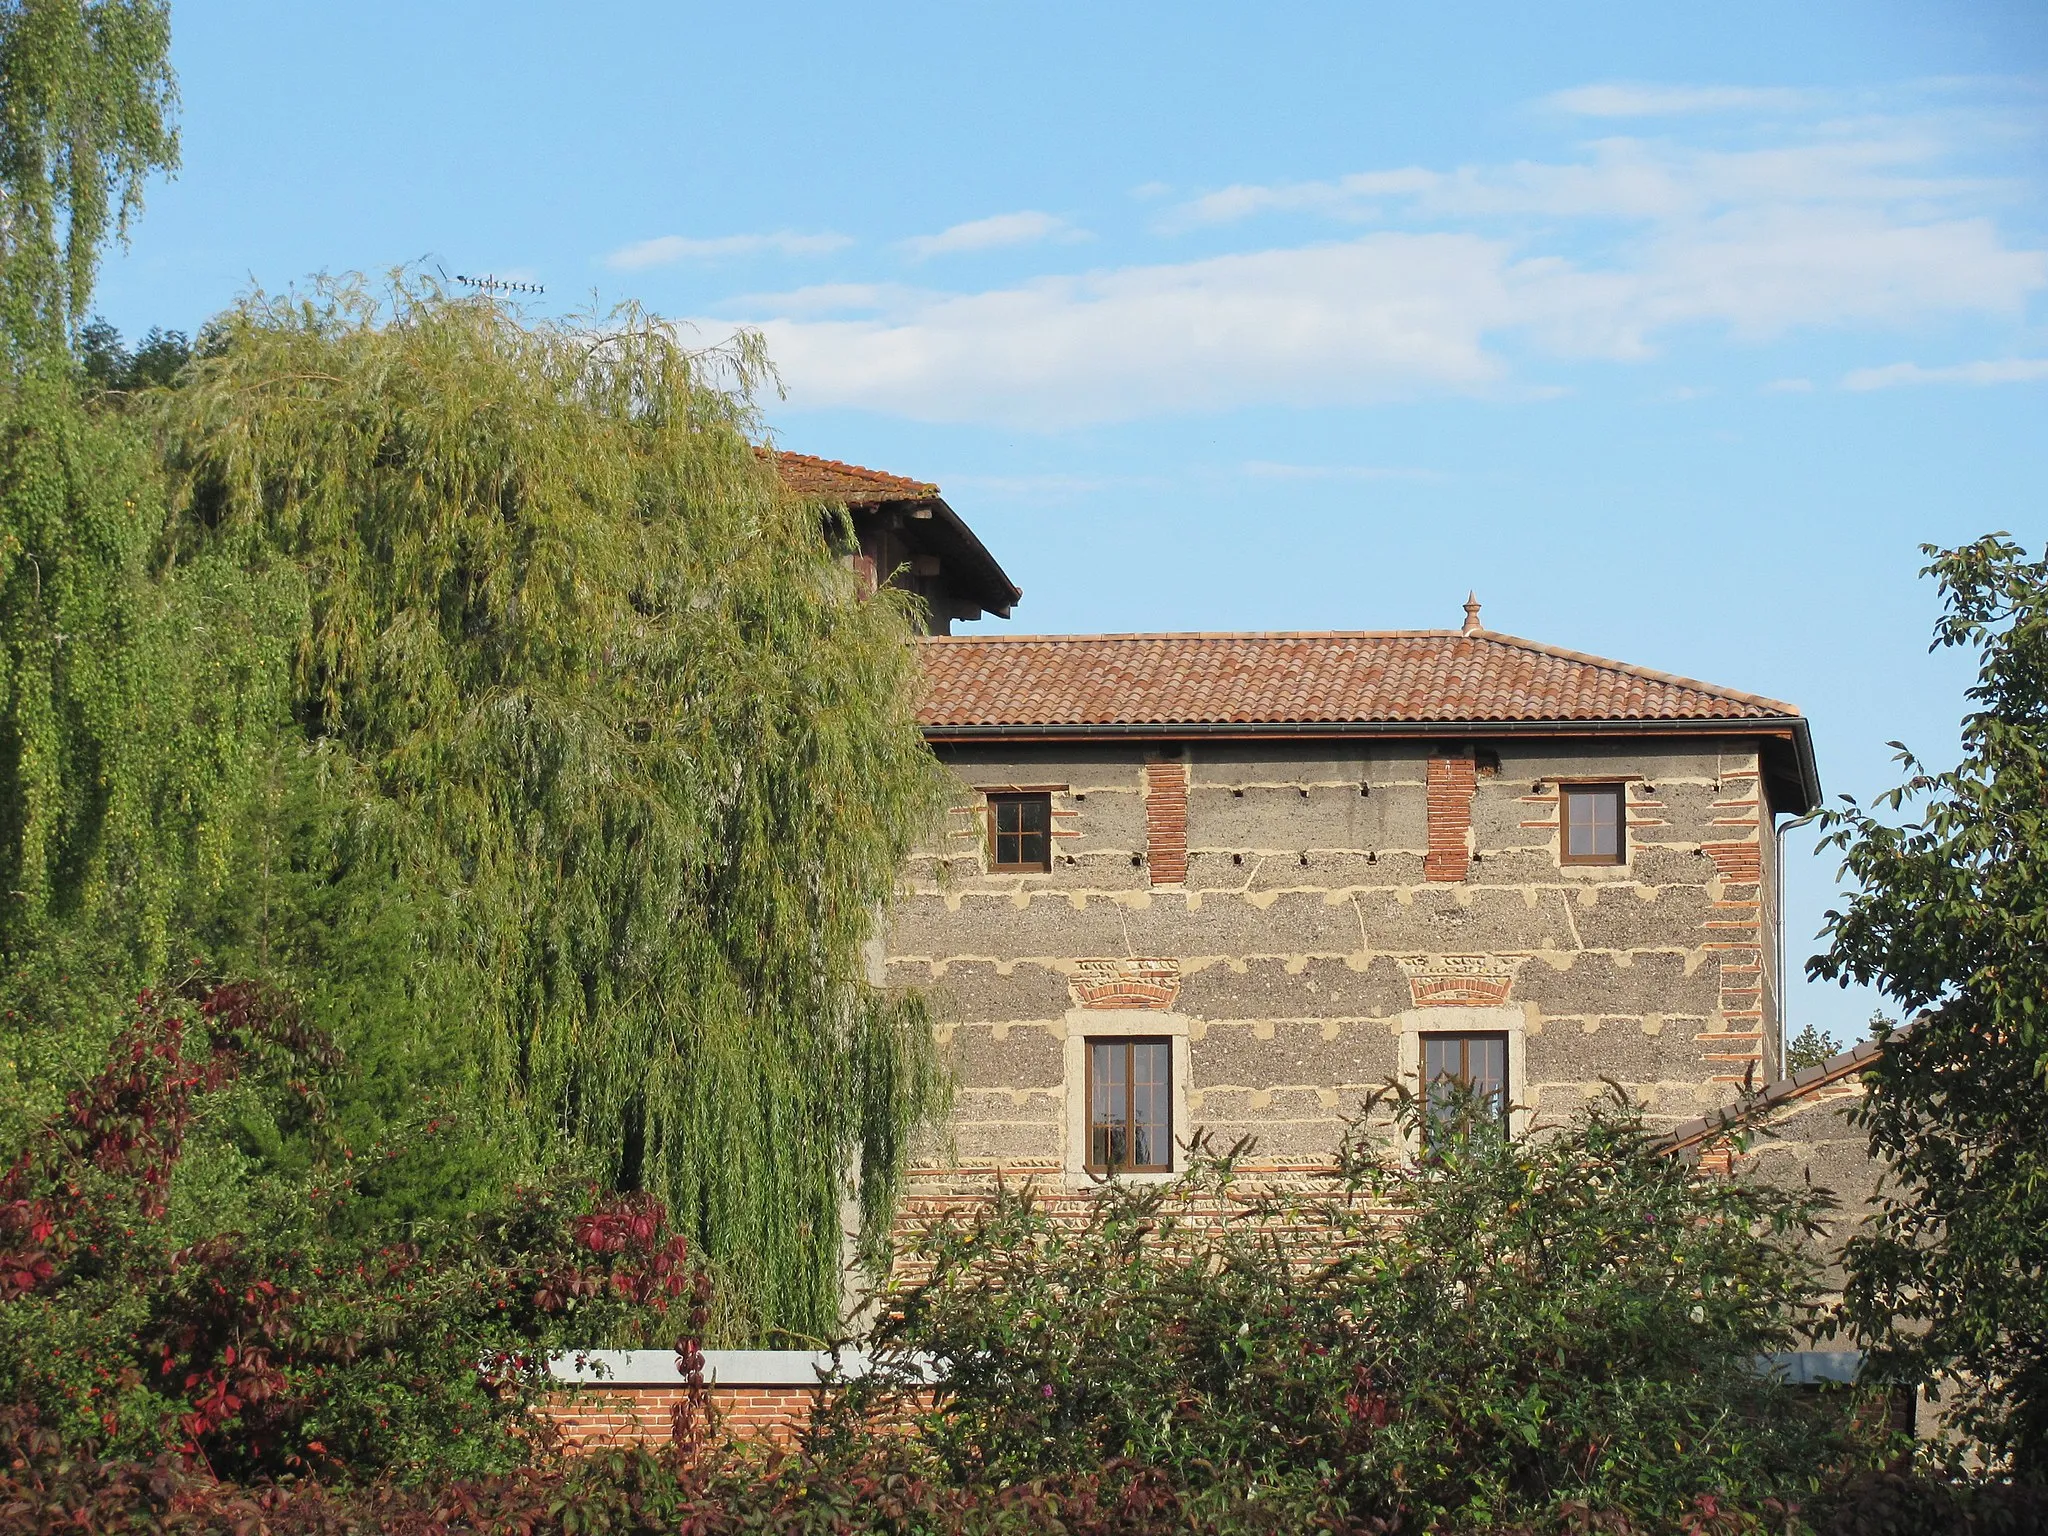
<box><xmin>772</xmin><ymin>451</ymin><xmax>938</xmax><ymax>504</ymax></box>
<box><xmin>917</xmin><ymin>630</ymin><xmax>1800</xmax><ymax>729</ymax></box>
<box><xmin>1658</xmin><ymin>1035</ymin><xmax>1888</xmax><ymax>1159</ymax></box>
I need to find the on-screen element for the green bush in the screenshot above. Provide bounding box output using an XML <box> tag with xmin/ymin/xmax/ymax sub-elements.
<box><xmin>830</xmin><ymin>1093</ymin><xmax>1890</xmax><ymax>1533</ymax></box>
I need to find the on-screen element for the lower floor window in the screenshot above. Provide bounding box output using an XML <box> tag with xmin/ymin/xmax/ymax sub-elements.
<box><xmin>1088</xmin><ymin>1037</ymin><xmax>1171</xmax><ymax>1172</ymax></box>
<box><xmin>1423</xmin><ymin>1031</ymin><xmax>1508</xmax><ymax>1142</ymax></box>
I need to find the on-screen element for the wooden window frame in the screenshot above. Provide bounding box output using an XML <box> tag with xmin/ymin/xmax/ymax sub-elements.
<box><xmin>1421</xmin><ymin>1030</ymin><xmax>1509</xmax><ymax>1145</ymax></box>
<box><xmin>1559</xmin><ymin>781</ymin><xmax>1626</xmax><ymax>866</ymax></box>
<box><xmin>986</xmin><ymin>791</ymin><xmax>1052</xmax><ymax>873</ymax></box>
<box><xmin>1084</xmin><ymin>1035</ymin><xmax>1173</xmax><ymax>1174</ymax></box>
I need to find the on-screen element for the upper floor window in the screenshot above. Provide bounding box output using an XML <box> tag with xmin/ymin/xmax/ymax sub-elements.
<box><xmin>1561</xmin><ymin>782</ymin><xmax>1625</xmax><ymax>865</ymax></box>
<box><xmin>1423</xmin><ymin>1031</ymin><xmax>1507</xmax><ymax>1144</ymax></box>
<box><xmin>1087</xmin><ymin>1037</ymin><xmax>1171</xmax><ymax>1173</ymax></box>
<box><xmin>987</xmin><ymin>791</ymin><xmax>1051</xmax><ymax>872</ymax></box>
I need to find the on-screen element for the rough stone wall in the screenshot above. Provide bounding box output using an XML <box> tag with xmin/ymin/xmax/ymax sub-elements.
<box><xmin>888</xmin><ymin>736</ymin><xmax>1790</xmax><ymax>1208</ymax></box>
<box><xmin>1722</xmin><ymin>1084</ymin><xmax>1882</xmax><ymax>1293</ymax></box>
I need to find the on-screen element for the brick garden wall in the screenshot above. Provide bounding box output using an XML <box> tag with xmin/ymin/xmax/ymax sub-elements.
<box><xmin>542</xmin><ymin>1384</ymin><xmax>825</xmax><ymax>1448</ymax></box>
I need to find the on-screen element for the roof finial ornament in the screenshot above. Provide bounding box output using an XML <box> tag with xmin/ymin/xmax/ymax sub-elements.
<box><xmin>1461</xmin><ymin>591</ymin><xmax>1483</xmax><ymax>635</ymax></box>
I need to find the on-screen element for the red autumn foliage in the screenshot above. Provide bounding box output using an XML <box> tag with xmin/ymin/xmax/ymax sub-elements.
<box><xmin>0</xmin><ymin>981</ymin><xmax>713</xmax><ymax>1482</ymax></box>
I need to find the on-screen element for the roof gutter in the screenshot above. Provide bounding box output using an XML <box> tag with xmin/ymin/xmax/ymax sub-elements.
<box><xmin>923</xmin><ymin>715</ymin><xmax>1820</xmax><ymax>812</ymax></box>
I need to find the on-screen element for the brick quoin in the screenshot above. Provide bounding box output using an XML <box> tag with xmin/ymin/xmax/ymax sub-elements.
<box><xmin>1700</xmin><ymin>769</ymin><xmax>1766</xmax><ymax>1085</ymax></box>
<box><xmin>1424</xmin><ymin>756</ymin><xmax>1476</xmax><ymax>882</ymax></box>
<box><xmin>1144</xmin><ymin>758</ymin><xmax>1189</xmax><ymax>886</ymax></box>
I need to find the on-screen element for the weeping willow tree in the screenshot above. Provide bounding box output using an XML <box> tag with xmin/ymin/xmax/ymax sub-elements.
<box><xmin>155</xmin><ymin>277</ymin><xmax>951</xmax><ymax>1336</ymax></box>
<box><xmin>0</xmin><ymin>0</ymin><xmax>301</xmax><ymax>1135</ymax></box>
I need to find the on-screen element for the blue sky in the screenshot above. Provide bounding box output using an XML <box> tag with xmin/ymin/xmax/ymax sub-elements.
<box><xmin>97</xmin><ymin>2</ymin><xmax>2047</xmax><ymax>1040</ymax></box>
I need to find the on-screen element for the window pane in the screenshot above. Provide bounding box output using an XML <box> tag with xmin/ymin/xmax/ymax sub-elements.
<box><xmin>1470</xmin><ymin>1035</ymin><xmax>1507</xmax><ymax>1117</ymax></box>
<box><xmin>1131</xmin><ymin>1041</ymin><xmax>1171</xmax><ymax>1169</ymax></box>
<box><xmin>990</xmin><ymin>793</ymin><xmax>1051</xmax><ymax>870</ymax></box>
<box><xmin>1090</xmin><ymin>1041</ymin><xmax>1127</xmax><ymax>1170</ymax></box>
<box><xmin>1565</xmin><ymin>786</ymin><xmax>1623</xmax><ymax>861</ymax></box>
<box><xmin>1422</xmin><ymin>1033</ymin><xmax>1508</xmax><ymax>1142</ymax></box>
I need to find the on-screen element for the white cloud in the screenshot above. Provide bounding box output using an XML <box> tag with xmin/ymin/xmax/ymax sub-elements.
<box><xmin>733</xmin><ymin>234</ymin><xmax>1518</xmax><ymax>428</ymax></box>
<box><xmin>1170</xmin><ymin>169</ymin><xmax>1438</xmax><ymax>228</ymax></box>
<box><xmin>1842</xmin><ymin>357</ymin><xmax>2048</xmax><ymax>390</ymax></box>
<box><xmin>711</xmin><ymin>205</ymin><xmax>2041</xmax><ymax>426</ymax></box>
<box><xmin>1241</xmin><ymin>461</ymin><xmax>1442</xmax><ymax>482</ymax></box>
<box><xmin>723</xmin><ymin>282</ymin><xmax>924</xmax><ymax>316</ymax></box>
<box><xmin>605</xmin><ymin>231</ymin><xmax>852</xmax><ymax>270</ymax></box>
<box><xmin>689</xmin><ymin>94</ymin><xmax>2045</xmax><ymax>428</ymax></box>
<box><xmin>1545</xmin><ymin>83</ymin><xmax>1821</xmax><ymax>118</ymax></box>
<box><xmin>1168</xmin><ymin>135</ymin><xmax>1991</xmax><ymax>230</ymax></box>
<box><xmin>900</xmin><ymin>211</ymin><xmax>1089</xmax><ymax>260</ymax></box>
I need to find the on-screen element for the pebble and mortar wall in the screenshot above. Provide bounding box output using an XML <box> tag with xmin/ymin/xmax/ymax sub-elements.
<box><xmin>889</xmin><ymin>737</ymin><xmax>1786</xmax><ymax>1213</ymax></box>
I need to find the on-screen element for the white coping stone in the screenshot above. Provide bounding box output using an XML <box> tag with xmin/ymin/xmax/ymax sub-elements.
<box><xmin>549</xmin><ymin>1349</ymin><xmax>883</xmax><ymax>1387</ymax></box>
<box><xmin>555</xmin><ymin>1349</ymin><xmax>1860</xmax><ymax>1389</ymax></box>
<box><xmin>1756</xmin><ymin>1350</ymin><xmax>1863</xmax><ymax>1385</ymax></box>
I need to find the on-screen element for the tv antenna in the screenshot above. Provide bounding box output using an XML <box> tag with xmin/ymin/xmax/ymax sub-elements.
<box><xmin>455</xmin><ymin>273</ymin><xmax>545</xmax><ymax>296</ymax></box>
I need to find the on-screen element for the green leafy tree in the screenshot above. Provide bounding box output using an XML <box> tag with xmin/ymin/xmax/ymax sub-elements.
<box><xmin>154</xmin><ymin>276</ymin><xmax>951</xmax><ymax>1338</ymax></box>
<box><xmin>1807</xmin><ymin>534</ymin><xmax>2048</xmax><ymax>1476</ymax></box>
<box><xmin>0</xmin><ymin>0</ymin><xmax>177</xmax><ymax>364</ymax></box>
<box><xmin>0</xmin><ymin>0</ymin><xmax>251</xmax><ymax>1137</ymax></box>
<box><xmin>77</xmin><ymin>316</ymin><xmax>191</xmax><ymax>390</ymax></box>
<box><xmin>1785</xmin><ymin>1023</ymin><xmax>1845</xmax><ymax>1072</ymax></box>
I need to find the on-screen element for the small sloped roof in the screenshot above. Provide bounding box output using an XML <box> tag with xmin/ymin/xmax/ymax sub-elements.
<box><xmin>773</xmin><ymin>451</ymin><xmax>939</xmax><ymax>504</ymax></box>
<box><xmin>1659</xmin><ymin>1036</ymin><xmax>1887</xmax><ymax>1161</ymax></box>
<box><xmin>772</xmin><ymin>451</ymin><xmax>1019</xmax><ymax>617</ymax></box>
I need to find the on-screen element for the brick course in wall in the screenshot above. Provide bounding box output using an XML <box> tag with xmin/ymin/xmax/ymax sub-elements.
<box><xmin>543</xmin><ymin>1384</ymin><xmax>824</xmax><ymax>1448</ymax></box>
<box><xmin>1698</xmin><ymin>761</ymin><xmax>1768</xmax><ymax>1086</ymax></box>
<box><xmin>1423</xmin><ymin>755</ymin><xmax>1476</xmax><ymax>882</ymax></box>
<box><xmin>1144</xmin><ymin>758</ymin><xmax>1190</xmax><ymax>885</ymax></box>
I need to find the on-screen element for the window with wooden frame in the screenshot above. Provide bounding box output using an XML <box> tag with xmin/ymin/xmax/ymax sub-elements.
<box><xmin>1086</xmin><ymin>1037</ymin><xmax>1172</xmax><ymax>1173</ymax></box>
<box><xmin>986</xmin><ymin>791</ymin><xmax>1052</xmax><ymax>873</ymax></box>
<box><xmin>1560</xmin><ymin>782</ymin><xmax>1625</xmax><ymax>865</ymax></box>
<box><xmin>1422</xmin><ymin>1031</ymin><xmax>1508</xmax><ymax>1144</ymax></box>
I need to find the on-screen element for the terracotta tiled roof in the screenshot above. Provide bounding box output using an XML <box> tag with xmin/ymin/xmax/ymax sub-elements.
<box><xmin>917</xmin><ymin>630</ymin><xmax>1800</xmax><ymax>729</ymax></box>
<box><xmin>773</xmin><ymin>451</ymin><xmax>938</xmax><ymax>504</ymax></box>
<box><xmin>1659</xmin><ymin>1035</ymin><xmax>1888</xmax><ymax>1160</ymax></box>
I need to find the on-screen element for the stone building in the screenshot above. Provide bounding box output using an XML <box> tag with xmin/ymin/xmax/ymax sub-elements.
<box><xmin>549</xmin><ymin>458</ymin><xmax>1900</xmax><ymax>1443</ymax></box>
<box><xmin>885</xmin><ymin>603</ymin><xmax>1827</xmax><ymax>1201</ymax></box>
<box><xmin>781</xmin><ymin>451</ymin><xmax>1871</xmax><ymax>1213</ymax></box>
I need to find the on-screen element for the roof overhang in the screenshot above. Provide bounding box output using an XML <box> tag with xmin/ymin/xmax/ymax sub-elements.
<box><xmin>874</xmin><ymin>492</ymin><xmax>1019</xmax><ymax>618</ymax></box>
<box><xmin>1659</xmin><ymin>1032</ymin><xmax>1890</xmax><ymax>1160</ymax></box>
<box><xmin>922</xmin><ymin>715</ymin><xmax>1821</xmax><ymax>815</ymax></box>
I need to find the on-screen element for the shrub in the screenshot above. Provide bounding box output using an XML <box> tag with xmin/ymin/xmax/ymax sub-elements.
<box><xmin>830</xmin><ymin>1093</ymin><xmax>1890</xmax><ymax>1533</ymax></box>
<box><xmin>0</xmin><ymin>979</ymin><xmax>710</xmax><ymax>1482</ymax></box>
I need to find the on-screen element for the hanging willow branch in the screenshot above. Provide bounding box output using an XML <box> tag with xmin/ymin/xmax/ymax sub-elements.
<box><xmin>156</xmin><ymin>276</ymin><xmax>951</xmax><ymax>1336</ymax></box>
<box><xmin>0</xmin><ymin>0</ymin><xmax>179</xmax><ymax>365</ymax></box>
